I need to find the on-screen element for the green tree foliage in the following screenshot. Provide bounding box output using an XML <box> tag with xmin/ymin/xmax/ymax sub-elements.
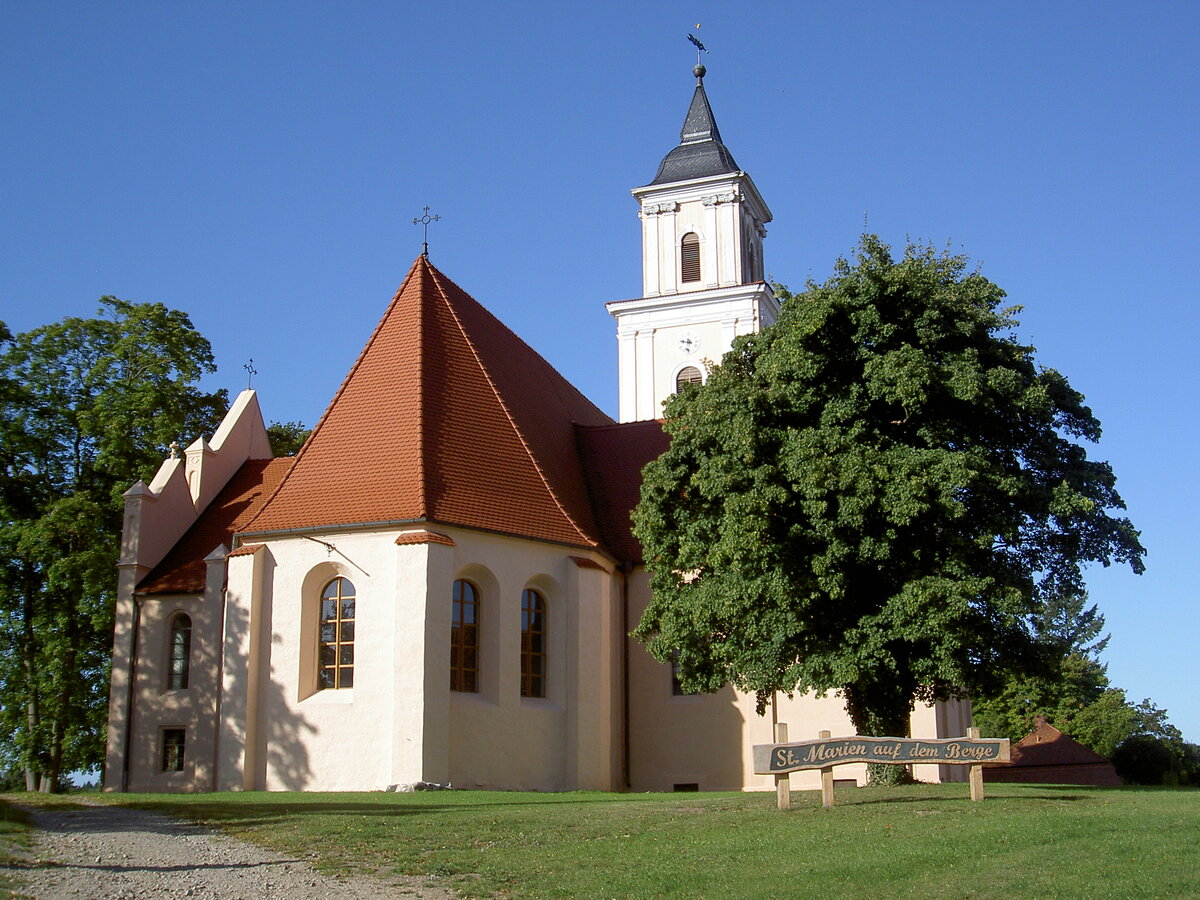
<box><xmin>972</xmin><ymin>592</ymin><xmax>1182</xmax><ymax>760</ymax></box>
<box><xmin>633</xmin><ymin>236</ymin><xmax>1144</xmax><ymax>782</ymax></box>
<box><xmin>0</xmin><ymin>300</ymin><xmax>227</xmax><ymax>790</ymax></box>
<box><xmin>266</xmin><ymin>420</ymin><xmax>310</xmax><ymax>457</ymax></box>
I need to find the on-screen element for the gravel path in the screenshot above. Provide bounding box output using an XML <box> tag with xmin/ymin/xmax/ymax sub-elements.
<box><xmin>8</xmin><ymin>801</ymin><xmax>459</xmax><ymax>900</ymax></box>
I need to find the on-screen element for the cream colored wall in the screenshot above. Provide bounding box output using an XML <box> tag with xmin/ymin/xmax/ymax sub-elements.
<box><xmin>442</xmin><ymin>530</ymin><xmax>621</xmax><ymax>792</ymax></box>
<box><xmin>195</xmin><ymin>524</ymin><xmax>624</xmax><ymax>793</ymax></box>
<box><xmin>220</xmin><ymin>529</ymin><xmax>418</xmax><ymax>791</ymax></box>
<box><xmin>625</xmin><ymin>569</ymin><xmax>973</xmax><ymax>792</ymax></box>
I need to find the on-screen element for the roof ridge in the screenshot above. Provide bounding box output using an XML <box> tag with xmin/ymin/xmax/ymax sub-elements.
<box><xmin>426</xmin><ymin>267</ymin><xmax>599</xmax><ymax>549</ymax></box>
<box><xmin>244</xmin><ymin>258</ymin><xmax>429</xmax><ymax>533</ymax></box>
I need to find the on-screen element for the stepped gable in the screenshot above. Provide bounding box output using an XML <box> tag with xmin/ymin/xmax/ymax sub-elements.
<box><xmin>244</xmin><ymin>257</ymin><xmax>614</xmax><ymax>550</ymax></box>
<box><xmin>577</xmin><ymin>420</ymin><xmax>670</xmax><ymax>566</ymax></box>
<box><xmin>139</xmin><ymin>458</ymin><xmax>293</xmax><ymax>594</ymax></box>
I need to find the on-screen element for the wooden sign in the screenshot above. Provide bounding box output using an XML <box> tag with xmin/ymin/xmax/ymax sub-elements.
<box><xmin>754</xmin><ymin>735</ymin><xmax>1009</xmax><ymax>774</ymax></box>
<box><xmin>755</xmin><ymin>727</ymin><xmax>1009</xmax><ymax>808</ymax></box>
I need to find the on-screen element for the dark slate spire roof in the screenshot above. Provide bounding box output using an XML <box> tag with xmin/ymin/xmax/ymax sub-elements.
<box><xmin>649</xmin><ymin>64</ymin><xmax>741</xmax><ymax>185</ymax></box>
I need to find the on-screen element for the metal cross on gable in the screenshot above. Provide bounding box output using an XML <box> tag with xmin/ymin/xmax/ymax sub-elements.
<box><xmin>244</xmin><ymin>358</ymin><xmax>257</xmax><ymax>389</ymax></box>
<box><xmin>412</xmin><ymin>205</ymin><xmax>440</xmax><ymax>258</ymax></box>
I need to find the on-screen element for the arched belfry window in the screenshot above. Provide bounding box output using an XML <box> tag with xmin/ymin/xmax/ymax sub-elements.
<box><xmin>319</xmin><ymin>577</ymin><xmax>355</xmax><ymax>689</ymax></box>
<box><xmin>520</xmin><ymin>589</ymin><xmax>547</xmax><ymax>699</ymax></box>
<box><xmin>680</xmin><ymin>233</ymin><xmax>701</xmax><ymax>283</ymax></box>
<box><xmin>451</xmin><ymin>580</ymin><xmax>479</xmax><ymax>693</ymax></box>
<box><xmin>676</xmin><ymin>366</ymin><xmax>704</xmax><ymax>392</ymax></box>
<box><xmin>168</xmin><ymin>614</ymin><xmax>191</xmax><ymax>690</ymax></box>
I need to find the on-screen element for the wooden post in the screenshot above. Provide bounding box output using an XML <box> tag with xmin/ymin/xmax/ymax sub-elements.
<box><xmin>774</xmin><ymin>723</ymin><xmax>791</xmax><ymax>810</ymax></box>
<box><xmin>968</xmin><ymin>727</ymin><xmax>985</xmax><ymax>801</ymax></box>
<box><xmin>818</xmin><ymin>729</ymin><xmax>835</xmax><ymax>809</ymax></box>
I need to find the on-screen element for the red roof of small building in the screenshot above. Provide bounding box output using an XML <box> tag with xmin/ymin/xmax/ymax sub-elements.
<box><xmin>1004</xmin><ymin>717</ymin><xmax>1113</xmax><ymax>767</ymax></box>
<box><xmin>138</xmin><ymin>458</ymin><xmax>293</xmax><ymax>594</ymax></box>
<box><xmin>244</xmin><ymin>257</ymin><xmax>619</xmax><ymax>551</ymax></box>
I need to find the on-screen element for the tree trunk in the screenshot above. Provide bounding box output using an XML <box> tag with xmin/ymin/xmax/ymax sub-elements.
<box><xmin>22</xmin><ymin>569</ymin><xmax>41</xmax><ymax>793</ymax></box>
<box><xmin>843</xmin><ymin>679</ymin><xmax>917</xmax><ymax>786</ymax></box>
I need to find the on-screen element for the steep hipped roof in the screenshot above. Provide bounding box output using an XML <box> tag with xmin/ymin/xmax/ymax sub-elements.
<box><xmin>139</xmin><ymin>458</ymin><xmax>293</xmax><ymax>594</ymax></box>
<box><xmin>649</xmin><ymin>65</ymin><xmax>741</xmax><ymax>186</ymax></box>
<box><xmin>244</xmin><ymin>257</ymin><xmax>616</xmax><ymax>550</ymax></box>
<box><xmin>577</xmin><ymin>420</ymin><xmax>670</xmax><ymax>565</ymax></box>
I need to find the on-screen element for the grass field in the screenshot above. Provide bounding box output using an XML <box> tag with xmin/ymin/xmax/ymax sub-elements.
<box><xmin>12</xmin><ymin>784</ymin><xmax>1200</xmax><ymax>898</ymax></box>
<box><xmin>0</xmin><ymin>798</ymin><xmax>33</xmax><ymax>899</ymax></box>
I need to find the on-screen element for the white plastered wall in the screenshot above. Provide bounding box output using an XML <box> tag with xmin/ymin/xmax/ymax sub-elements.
<box><xmin>206</xmin><ymin>524</ymin><xmax>621</xmax><ymax>793</ymax></box>
<box><xmin>625</xmin><ymin>568</ymin><xmax>974</xmax><ymax>792</ymax></box>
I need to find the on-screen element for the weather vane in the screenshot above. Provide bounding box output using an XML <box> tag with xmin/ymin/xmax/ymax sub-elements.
<box><xmin>412</xmin><ymin>205</ymin><xmax>440</xmax><ymax>258</ymax></box>
<box><xmin>688</xmin><ymin>25</ymin><xmax>708</xmax><ymax>66</ymax></box>
<box><xmin>244</xmin><ymin>358</ymin><xmax>257</xmax><ymax>389</ymax></box>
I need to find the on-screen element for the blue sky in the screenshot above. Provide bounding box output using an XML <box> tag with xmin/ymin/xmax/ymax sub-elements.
<box><xmin>3</xmin><ymin>2</ymin><xmax>1197</xmax><ymax>742</ymax></box>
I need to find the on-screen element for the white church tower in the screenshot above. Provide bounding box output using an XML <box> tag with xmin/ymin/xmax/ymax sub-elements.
<box><xmin>608</xmin><ymin>62</ymin><xmax>778</xmax><ymax>422</ymax></box>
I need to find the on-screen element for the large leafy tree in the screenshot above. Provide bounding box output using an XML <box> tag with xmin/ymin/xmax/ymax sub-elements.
<box><xmin>0</xmin><ymin>299</ymin><xmax>227</xmax><ymax>790</ymax></box>
<box><xmin>633</xmin><ymin>236</ymin><xmax>1144</xmax><ymax>779</ymax></box>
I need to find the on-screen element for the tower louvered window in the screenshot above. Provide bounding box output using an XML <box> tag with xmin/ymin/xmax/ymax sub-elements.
<box><xmin>676</xmin><ymin>366</ymin><xmax>703</xmax><ymax>392</ymax></box>
<box><xmin>680</xmin><ymin>233</ymin><xmax>701</xmax><ymax>283</ymax></box>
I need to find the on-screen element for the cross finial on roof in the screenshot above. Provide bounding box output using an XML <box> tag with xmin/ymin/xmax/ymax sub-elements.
<box><xmin>244</xmin><ymin>358</ymin><xmax>257</xmax><ymax>389</ymax></box>
<box><xmin>412</xmin><ymin>206</ymin><xmax>441</xmax><ymax>258</ymax></box>
<box><xmin>688</xmin><ymin>26</ymin><xmax>708</xmax><ymax>78</ymax></box>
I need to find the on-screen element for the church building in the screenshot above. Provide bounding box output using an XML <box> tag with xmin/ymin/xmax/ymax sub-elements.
<box><xmin>104</xmin><ymin>63</ymin><xmax>970</xmax><ymax>794</ymax></box>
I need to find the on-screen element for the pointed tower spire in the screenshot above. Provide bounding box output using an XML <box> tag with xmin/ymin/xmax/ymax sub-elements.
<box><xmin>650</xmin><ymin>64</ymin><xmax>740</xmax><ymax>185</ymax></box>
<box><xmin>608</xmin><ymin>60</ymin><xmax>777</xmax><ymax>423</ymax></box>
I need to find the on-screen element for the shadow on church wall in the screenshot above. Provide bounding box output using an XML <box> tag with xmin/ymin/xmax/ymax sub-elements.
<box><xmin>220</xmin><ymin>554</ymin><xmax>316</xmax><ymax>791</ymax></box>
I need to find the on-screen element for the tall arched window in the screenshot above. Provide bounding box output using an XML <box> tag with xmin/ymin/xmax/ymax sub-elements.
<box><xmin>680</xmin><ymin>232</ymin><xmax>701</xmax><ymax>283</ymax></box>
<box><xmin>168</xmin><ymin>614</ymin><xmax>191</xmax><ymax>690</ymax></box>
<box><xmin>319</xmin><ymin>577</ymin><xmax>355</xmax><ymax>689</ymax></box>
<box><xmin>676</xmin><ymin>366</ymin><xmax>703</xmax><ymax>392</ymax></box>
<box><xmin>520</xmin><ymin>589</ymin><xmax>547</xmax><ymax>699</ymax></box>
<box><xmin>451</xmin><ymin>580</ymin><xmax>479</xmax><ymax>693</ymax></box>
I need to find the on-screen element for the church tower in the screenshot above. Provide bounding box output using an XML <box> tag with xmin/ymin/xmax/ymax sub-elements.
<box><xmin>608</xmin><ymin>63</ymin><xmax>777</xmax><ymax>422</ymax></box>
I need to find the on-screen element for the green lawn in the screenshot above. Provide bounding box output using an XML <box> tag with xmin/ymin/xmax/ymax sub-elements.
<box><xmin>13</xmin><ymin>784</ymin><xmax>1200</xmax><ymax>899</ymax></box>
<box><xmin>0</xmin><ymin>798</ymin><xmax>33</xmax><ymax>899</ymax></box>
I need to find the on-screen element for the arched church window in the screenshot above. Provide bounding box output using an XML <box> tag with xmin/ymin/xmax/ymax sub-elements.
<box><xmin>676</xmin><ymin>366</ymin><xmax>704</xmax><ymax>392</ymax></box>
<box><xmin>167</xmin><ymin>614</ymin><xmax>191</xmax><ymax>690</ymax></box>
<box><xmin>451</xmin><ymin>579</ymin><xmax>479</xmax><ymax>693</ymax></box>
<box><xmin>319</xmin><ymin>577</ymin><xmax>355</xmax><ymax>689</ymax></box>
<box><xmin>520</xmin><ymin>589</ymin><xmax>547</xmax><ymax>699</ymax></box>
<box><xmin>680</xmin><ymin>233</ymin><xmax>701</xmax><ymax>283</ymax></box>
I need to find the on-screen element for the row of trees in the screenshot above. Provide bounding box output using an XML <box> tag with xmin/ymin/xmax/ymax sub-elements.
<box><xmin>0</xmin><ymin>300</ymin><xmax>228</xmax><ymax>790</ymax></box>
<box><xmin>633</xmin><ymin>235</ymin><xmax>1151</xmax><ymax>783</ymax></box>
<box><xmin>972</xmin><ymin>591</ymin><xmax>1196</xmax><ymax>784</ymax></box>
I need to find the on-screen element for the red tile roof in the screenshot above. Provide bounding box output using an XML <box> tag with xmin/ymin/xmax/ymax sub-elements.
<box><xmin>138</xmin><ymin>458</ymin><xmax>293</xmax><ymax>594</ymax></box>
<box><xmin>577</xmin><ymin>420</ymin><xmax>670</xmax><ymax>565</ymax></box>
<box><xmin>395</xmin><ymin>531</ymin><xmax>456</xmax><ymax>547</ymax></box>
<box><xmin>243</xmin><ymin>257</ymin><xmax>617</xmax><ymax>550</ymax></box>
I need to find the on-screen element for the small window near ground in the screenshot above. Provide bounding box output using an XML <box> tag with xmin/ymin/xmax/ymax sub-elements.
<box><xmin>162</xmin><ymin>728</ymin><xmax>186</xmax><ymax>772</ymax></box>
<box><xmin>520</xmin><ymin>589</ymin><xmax>547</xmax><ymax>699</ymax></box>
<box><xmin>681</xmin><ymin>233</ymin><xmax>701</xmax><ymax>283</ymax></box>
<box><xmin>451</xmin><ymin>580</ymin><xmax>480</xmax><ymax>693</ymax></box>
<box><xmin>168</xmin><ymin>614</ymin><xmax>191</xmax><ymax>690</ymax></box>
<box><xmin>319</xmin><ymin>577</ymin><xmax>356</xmax><ymax>690</ymax></box>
